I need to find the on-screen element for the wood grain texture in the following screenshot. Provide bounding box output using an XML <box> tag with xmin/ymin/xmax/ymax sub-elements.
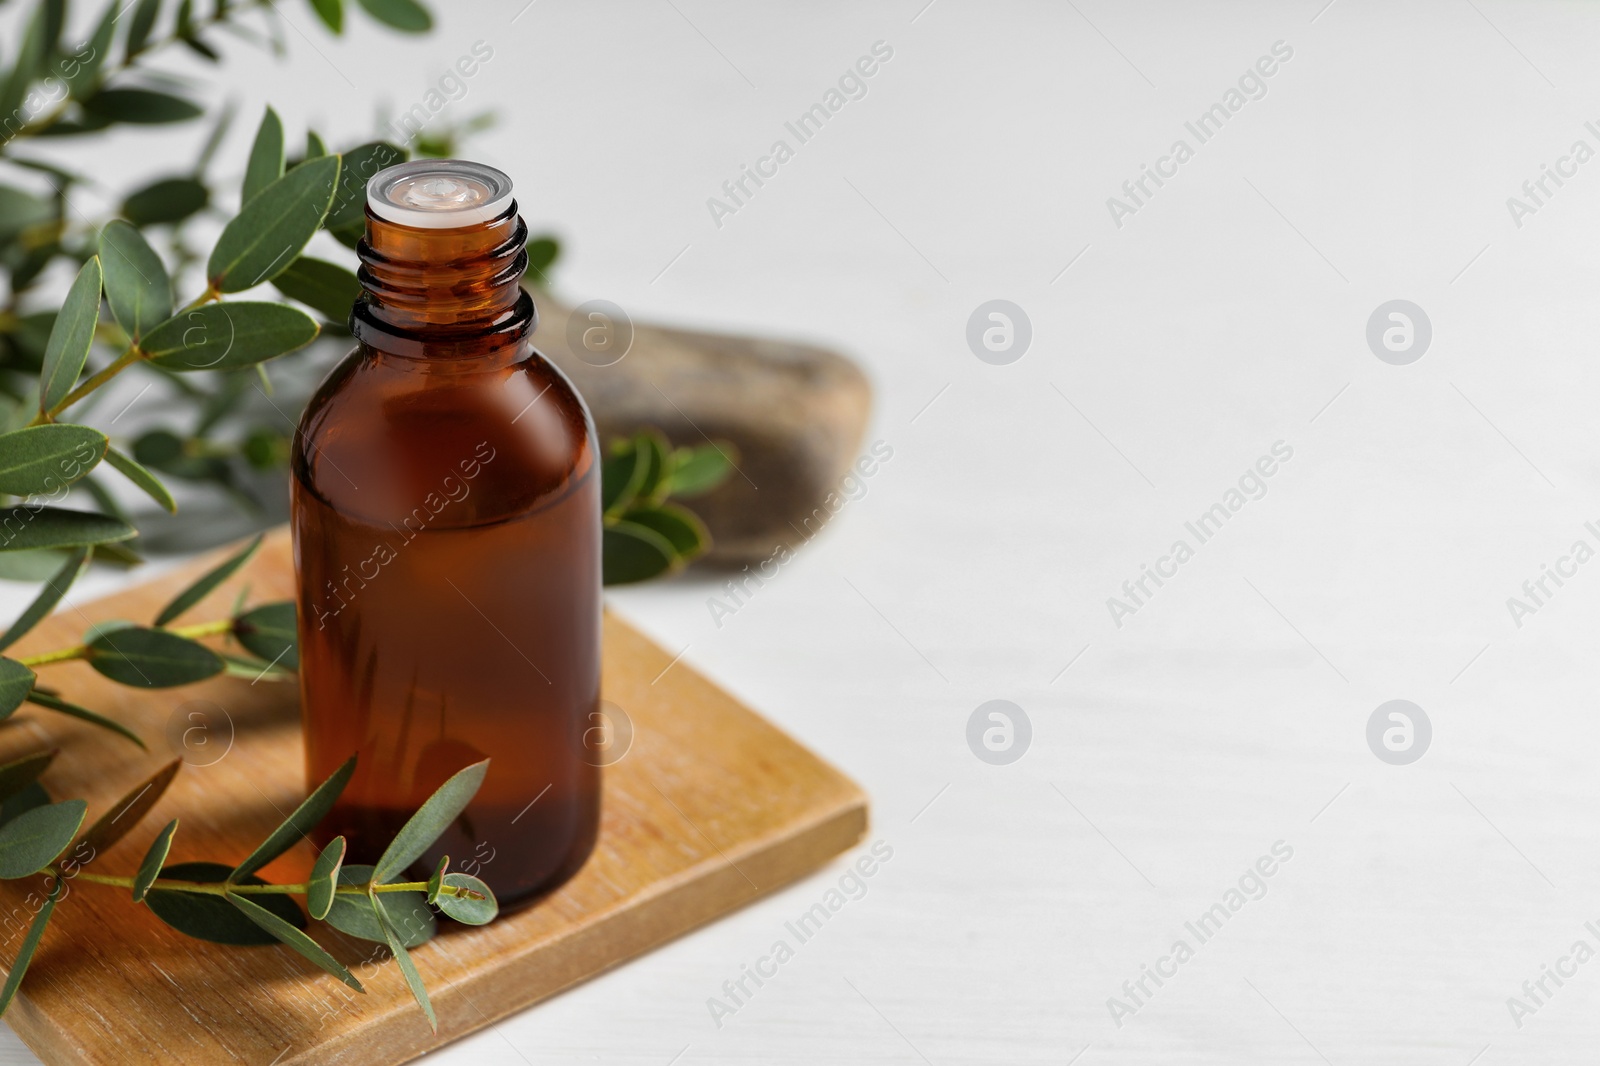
<box><xmin>0</xmin><ymin>528</ymin><xmax>867</xmax><ymax>1065</ymax></box>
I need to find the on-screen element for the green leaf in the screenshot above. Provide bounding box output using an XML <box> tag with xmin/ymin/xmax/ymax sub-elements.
<box><xmin>0</xmin><ymin>875</ymin><xmax>61</xmax><ymax>1016</ymax></box>
<box><xmin>308</xmin><ymin>836</ymin><xmax>344</xmax><ymax>920</ymax></box>
<box><xmin>324</xmin><ymin>864</ymin><xmax>433</xmax><ymax>947</ymax></box>
<box><xmin>0</xmin><ymin>799</ymin><xmax>85</xmax><ymax>877</ymax></box>
<box><xmin>231</xmin><ymin>754</ymin><xmax>355</xmax><ymax>883</ymax></box>
<box><xmin>233</xmin><ymin>601</ymin><xmax>298</xmax><ymax>669</ymax></box>
<box><xmin>76</xmin><ymin>758</ymin><xmax>180</xmax><ymax>858</ymax></box>
<box><xmin>665</xmin><ymin>444</ymin><xmax>734</xmax><ymax>498</ymax></box>
<box><xmin>600</xmin><ymin>442</ymin><xmax>645</xmax><ymax>517</ymax></box>
<box><xmin>0</xmin><ymin>750</ymin><xmax>54</xmax><ymax>804</ymax></box>
<box><xmin>524</xmin><ymin>235</ymin><xmax>559</xmax><ymax>284</ymax></box>
<box><xmin>100</xmin><ymin>221</ymin><xmax>172</xmax><ymax>340</ymax></box>
<box><xmin>208</xmin><ymin>154</ymin><xmax>341</xmax><ymax>292</ymax></box>
<box><xmin>155</xmin><ymin>534</ymin><xmax>262</xmax><ymax>626</ymax></box>
<box><xmin>424</xmin><ymin>855</ymin><xmax>446</xmax><ymax>902</ymax></box>
<box><xmin>227</xmin><ymin>890</ymin><xmax>363</xmax><ymax>991</ymax></box>
<box><xmin>25</xmin><ymin>691</ymin><xmax>144</xmax><ymax>749</ymax></box>
<box><xmin>124</xmin><ymin>0</ymin><xmax>162</xmax><ymax>62</ymax></box>
<box><xmin>633</xmin><ymin>431</ymin><xmax>670</xmax><ymax>504</ymax></box>
<box><xmin>0</xmin><ymin>508</ymin><xmax>135</xmax><ymax>552</ymax></box>
<box><xmin>65</xmin><ymin>2</ymin><xmax>120</xmax><ymax>99</ymax></box>
<box><xmin>0</xmin><ymin>783</ymin><xmax>49</xmax><ymax>827</ymax></box>
<box><xmin>434</xmin><ymin>872</ymin><xmax>496</xmax><ymax>925</ymax></box>
<box><xmin>242</xmin><ymin>106</ymin><xmax>284</xmax><ymax>205</ymax></box>
<box><xmin>146</xmin><ymin>861</ymin><xmax>305</xmax><ymax>944</ymax></box>
<box><xmin>83</xmin><ymin>88</ymin><xmax>202</xmax><ymax>125</ymax></box>
<box><xmin>272</xmin><ymin>256</ymin><xmax>359</xmax><ymax>322</ymax></box>
<box><xmin>122</xmin><ymin>177</ymin><xmax>208</xmax><ymax>226</ymax></box>
<box><xmin>357</xmin><ymin>0</ymin><xmax>431</xmax><ymax>32</ymax></box>
<box><xmin>86</xmin><ymin>626</ymin><xmax>225</xmax><ymax>688</ymax></box>
<box><xmin>372</xmin><ymin>759</ymin><xmax>488</xmax><ymax>883</ymax></box>
<box><xmin>0</xmin><ymin>425</ymin><xmax>106</xmax><ymax>496</ymax></box>
<box><xmin>375</xmin><ymin>898</ymin><xmax>435</xmax><ymax>1031</ymax></box>
<box><xmin>325</xmin><ymin>142</ymin><xmax>405</xmax><ymax>231</ymax></box>
<box><xmin>304</xmin><ymin>130</ymin><xmax>327</xmax><ymax>159</ymax></box>
<box><xmin>0</xmin><ymin>187</ymin><xmax>53</xmax><ymax>247</ymax></box>
<box><xmin>0</xmin><ymin>548</ymin><xmax>84</xmax><ymax>653</ymax></box>
<box><xmin>102</xmin><ymin>446</ymin><xmax>176</xmax><ymax>514</ymax></box>
<box><xmin>621</xmin><ymin>502</ymin><xmax>707</xmax><ymax>558</ymax></box>
<box><xmin>142</xmin><ymin>303</ymin><xmax>320</xmax><ymax>372</ymax></box>
<box><xmin>132</xmin><ymin>817</ymin><xmax>177</xmax><ymax>902</ymax></box>
<box><xmin>0</xmin><ymin>659</ymin><xmax>36</xmax><ymax>720</ymax></box>
<box><xmin>307</xmin><ymin>0</ymin><xmax>343</xmax><ymax>32</ymax></box>
<box><xmin>39</xmin><ymin>257</ymin><xmax>101</xmax><ymax>414</ymax></box>
<box><xmin>602</xmin><ymin>522</ymin><xmax>678</xmax><ymax>586</ymax></box>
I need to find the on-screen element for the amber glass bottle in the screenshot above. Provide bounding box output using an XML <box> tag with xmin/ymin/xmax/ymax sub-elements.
<box><xmin>291</xmin><ymin>160</ymin><xmax>600</xmax><ymax>909</ymax></box>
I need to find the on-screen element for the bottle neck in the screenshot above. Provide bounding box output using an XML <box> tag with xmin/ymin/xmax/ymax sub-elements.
<box><xmin>351</xmin><ymin>203</ymin><xmax>534</xmax><ymax>359</ymax></box>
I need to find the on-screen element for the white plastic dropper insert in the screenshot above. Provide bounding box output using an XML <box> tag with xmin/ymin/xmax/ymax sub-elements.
<box><xmin>365</xmin><ymin>159</ymin><xmax>514</xmax><ymax>229</ymax></box>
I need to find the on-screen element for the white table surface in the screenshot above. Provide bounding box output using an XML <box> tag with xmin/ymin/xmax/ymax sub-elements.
<box><xmin>6</xmin><ymin>1</ymin><xmax>1600</xmax><ymax>1062</ymax></box>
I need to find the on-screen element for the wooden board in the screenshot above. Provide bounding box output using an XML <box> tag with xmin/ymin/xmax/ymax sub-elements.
<box><xmin>0</xmin><ymin>528</ymin><xmax>867</xmax><ymax>1064</ymax></box>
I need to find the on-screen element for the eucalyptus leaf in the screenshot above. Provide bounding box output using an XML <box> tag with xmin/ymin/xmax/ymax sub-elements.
<box><xmin>39</xmin><ymin>257</ymin><xmax>101</xmax><ymax>413</ymax></box>
<box><xmin>622</xmin><ymin>502</ymin><xmax>707</xmax><ymax>558</ymax></box>
<box><xmin>241</xmin><ymin>106</ymin><xmax>284</xmax><ymax>204</ymax></box>
<box><xmin>208</xmin><ymin>154</ymin><xmax>340</xmax><ymax>292</ymax></box>
<box><xmin>272</xmin><ymin>256</ymin><xmax>360</xmax><ymax>322</ymax></box>
<box><xmin>376</xmin><ymin>899</ymin><xmax>436</xmax><ymax>1032</ymax></box>
<box><xmin>0</xmin><ymin>545</ymin><xmax>76</xmax><ymax>648</ymax></box>
<box><xmin>227</xmin><ymin>890</ymin><xmax>363</xmax><ymax>990</ymax></box>
<box><xmin>325</xmin><ymin>141</ymin><xmax>404</xmax><ymax>231</ymax></box>
<box><xmin>124</xmin><ymin>0</ymin><xmax>162</xmax><ymax>61</ymax></box>
<box><xmin>0</xmin><ymin>799</ymin><xmax>86</xmax><ymax>878</ymax></box>
<box><xmin>602</xmin><ymin>522</ymin><xmax>678</xmax><ymax>585</ymax></box>
<box><xmin>424</xmin><ymin>855</ymin><xmax>446</xmax><ymax>902</ymax></box>
<box><xmin>25</xmin><ymin>691</ymin><xmax>145</xmax><ymax>749</ymax></box>
<box><xmin>600</xmin><ymin>443</ymin><xmax>646</xmax><ymax>517</ymax></box>
<box><xmin>146</xmin><ymin>861</ymin><xmax>305</xmax><ymax>944</ymax></box>
<box><xmin>0</xmin><ymin>783</ymin><xmax>50</xmax><ymax>829</ymax></box>
<box><xmin>308</xmin><ymin>836</ymin><xmax>344</xmax><ymax>920</ymax></box>
<box><xmin>665</xmin><ymin>445</ymin><xmax>734</xmax><ymax>498</ymax></box>
<box><xmin>633</xmin><ymin>430</ymin><xmax>669</xmax><ymax>505</ymax></box>
<box><xmin>86</xmin><ymin>626</ymin><xmax>225</xmax><ymax>688</ymax></box>
<box><xmin>524</xmin><ymin>236</ymin><xmax>559</xmax><ymax>284</ymax></box>
<box><xmin>231</xmin><ymin>754</ymin><xmax>355</xmax><ymax>883</ymax></box>
<box><xmin>103</xmin><ymin>446</ymin><xmax>176</xmax><ymax>513</ymax></box>
<box><xmin>0</xmin><ymin>750</ymin><xmax>54</xmax><ymax>804</ymax></box>
<box><xmin>372</xmin><ymin>759</ymin><xmax>488</xmax><ymax>883</ymax></box>
<box><xmin>0</xmin><ymin>425</ymin><xmax>107</xmax><ymax>496</ymax></box>
<box><xmin>0</xmin><ymin>187</ymin><xmax>53</xmax><ymax>247</ymax></box>
<box><xmin>83</xmin><ymin>88</ymin><xmax>202</xmax><ymax>125</ymax></box>
<box><xmin>132</xmin><ymin>818</ymin><xmax>177</xmax><ymax>902</ymax></box>
<box><xmin>324</xmin><ymin>864</ymin><xmax>434</xmax><ymax>947</ymax></box>
<box><xmin>233</xmin><ymin>601</ymin><xmax>298</xmax><ymax>669</ymax></box>
<box><xmin>142</xmin><ymin>303</ymin><xmax>319</xmax><ymax>372</ymax></box>
<box><xmin>434</xmin><ymin>872</ymin><xmax>496</xmax><ymax>925</ymax></box>
<box><xmin>100</xmin><ymin>221</ymin><xmax>172</xmax><ymax>340</ymax></box>
<box><xmin>357</xmin><ymin>0</ymin><xmax>431</xmax><ymax>32</ymax></box>
<box><xmin>155</xmin><ymin>533</ymin><xmax>262</xmax><ymax>626</ymax></box>
<box><xmin>307</xmin><ymin>0</ymin><xmax>343</xmax><ymax>32</ymax></box>
<box><xmin>304</xmin><ymin>130</ymin><xmax>327</xmax><ymax>159</ymax></box>
<box><xmin>0</xmin><ymin>659</ymin><xmax>36</xmax><ymax>719</ymax></box>
<box><xmin>76</xmin><ymin>758</ymin><xmax>180</xmax><ymax>859</ymax></box>
<box><xmin>122</xmin><ymin>177</ymin><xmax>208</xmax><ymax>226</ymax></box>
<box><xmin>0</xmin><ymin>875</ymin><xmax>61</xmax><ymax>1016</ymax></box>
<box><xmin>0</xmin><ymin>508</ymin><xmax>134</xmax><ymax>552</ymax></box>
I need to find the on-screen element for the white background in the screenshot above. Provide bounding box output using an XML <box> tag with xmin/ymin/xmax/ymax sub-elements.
<box><xmin>8</xmin><ymin>0</ymin><xmax>1600</xmax><ymax>1063</ymax></box>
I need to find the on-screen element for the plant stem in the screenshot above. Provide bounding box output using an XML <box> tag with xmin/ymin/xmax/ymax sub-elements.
<box><xmin>17</xmin><ymin>617</ymin><xmax>237</xmax><ymax>669</ymax></box>
<box><xmin>64</xmin><ymin>869</ymin><xmax>433</xmax><ymax>896</ymax></box>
